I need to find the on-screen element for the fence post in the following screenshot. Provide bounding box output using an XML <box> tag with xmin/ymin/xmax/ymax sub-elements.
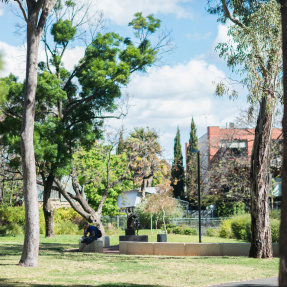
<box><xmin>117</xmin><ymin>215</ymin><xmax>119</xmax><ymax>228</ymax></box>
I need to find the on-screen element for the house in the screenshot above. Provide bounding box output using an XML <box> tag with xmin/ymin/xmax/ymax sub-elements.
<box><xmin>186</xmin><ymin>124</ymin><xmax>283</xmax><ymax>206</ymax></box>
<box><xmin>117</xmin><ymin>187</ymin><xmax>189</xmax><ymax>213</ymax></box>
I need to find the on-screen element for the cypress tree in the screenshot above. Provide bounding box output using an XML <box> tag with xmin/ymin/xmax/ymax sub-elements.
<box><xmin>116</xmin><ymin>130</ymin><xmax>125</xmax><ymax>155</ymax></box>
<box><xmin>186</xmin><ymin>117</ymin><xmax>199</xmax><ymax>203</ymax></box>
<box><xmin>171</xmin><ymin>127</ymin><xmax>185</xmax><ymax>199</ymax></box>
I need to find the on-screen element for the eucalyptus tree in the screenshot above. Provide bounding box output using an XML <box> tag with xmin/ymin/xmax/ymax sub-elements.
<box><xmin>279</xmin><ymin>1</ymin><xmax>287</xmax><ymax>285</ymax></box>
<box><xmin>207</xmin><ymin>0</ymin><xmax>282</xmax><ymax>258</ymax></box>
<box><xmin>1</xmin><ymin>0</ymin><xmax>57</xmax><ymax>267</ymax></box>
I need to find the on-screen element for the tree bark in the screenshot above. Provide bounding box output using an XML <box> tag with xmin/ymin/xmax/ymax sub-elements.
<box><xmin>249</xmin><ymin>96</ymin><xmax>274</xmax><ymax>258</ymax></box>
<box><xmin>54</xmin><ymin>176</ymin><xmax>105</xmax><ymax>235</ymax></box>
<box><xmin>19</xmin><ymin>18</ymin><xmax>41</xmax><ymax>267</ymax></box>
<box><xmin>279</xmin><ymin>1</ymin><xmax>287</xmax><ymax>285</ymax></box>
<box><xmin>43</xmin><ymin>173</ymin><xmax>55</xmax><ymax>237</ymax></box>
<box><xmin>18</xmin><ymin>0</ymin><xmax>58</xmax><ymax>267</ymax></box>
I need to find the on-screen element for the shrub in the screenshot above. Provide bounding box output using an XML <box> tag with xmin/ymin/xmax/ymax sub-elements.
<box><xmin>172</xmin><ymin>227</ymin><xmax>183</xmax><ymax>234</ymax></box>
<box><xmin>166</xmin><ymin>226</ymin><xmax>196</xmax><ymax>235</ymax></box>
<box><xmin>206</xmin><ymin>228</ymin><xmax>220</xmax><ymax>237</ymax></box>
<box><xmin>270</xmin><ymin>219</ymin><xmax>280</xmax><ymax>243</ymax></box>
<box><xmin>55</xmin><ymin>220</ymin><xmax>81</xmax><ymax>235</ymax></box>
<box><xmin>269</xmin><ymin>209</ymin><xmax>281</xmax><ymax>220</ymax></box>
<box><xmin>216</xmin><ymin>200</ymin><xmax>245</xmax><ymax>217</ymax></box>
<box><xmin>165</xmin><ymin>223</ymin><xmax>176</xmax><ymax>229</ymax></box>
<box><xmin>183</xmin><ymin>227</ymin><xmax>197</xmax><ymax>235</ymax></box>
<box><xmin>0</xmin><ymin>223</ymin><xmax>24</xmax><ymax>236</ymax></box>
<box><xmin>231</xmin><ymin>214</ymin><xmax>250</xmax><ymax>240</ymax></box>
<box><xmin>219</xmin><ymin>219</ymin><xmax>233</xmax><ymax>238</ymax></box>
<box><xmin>244</xmin><ymin>220</ymin><xmax>251</xmax><ymax>242</ymax></box>
<box><xmin>0</xmin><ymin>206</ymin><xmax>25</xmax><ymax>225</ymax></box>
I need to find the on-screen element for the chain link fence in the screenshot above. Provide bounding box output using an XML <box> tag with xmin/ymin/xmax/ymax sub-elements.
<box><xmin>101</xmin><ymin>215</ymin><xmax>226</xmax><ymax>235</ymax></box>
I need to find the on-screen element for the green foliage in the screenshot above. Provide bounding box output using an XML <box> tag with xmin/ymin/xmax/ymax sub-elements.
<box><xmin>55</xmin><ymin>220</ymin><xmax>81</xmax><ymax>235</ymax></box>
<box><xmin>269</xmin><ymin>209</ymin><xmax>281</xmax><ymax>220</ymax></box>
<box><xmin>51</xmin><ymin>19</ymin><xmax>76</xmax><ymax>45</ymax></box>
<box><xmin>0</xmin><ymin>223</ymin><xmax>24</xmax><ymax>236</ymax></box>
<box><xmin>219</xmin><ymin>214</ymin><xmax>279</xmax><ymax>243</ymax></box>
<box><xmin>219</xmin><ymin>219</ymin><xmax>233</xmax><ymax>238</ymax></box>
<box><xmin>230</xmin><ymin>214</ymin><xmax>250</xmax><ymax>240</ymax></box>
<box><xmin>166</xmin><ymin>226</ymin><xmax>197</xmax><ymax>235</ymax></box>
<box><xmin>216</xmin><ymin>200</ymin><xmax>245</xmax><ymax>217</ymax></box>
<box><xmin>0</xmin><ymin>206</ymin><xmax>25</xmax><ymax>225</ymax></box>
<box><xmin>171</xmin><ymin>127</ymin><xmax>184</xmax><ymax>199</ymax></box>
<box><xmin>74</xmin><ymin>144</ymin><xmax>134</xmax><ymax>215</ymax></box>
<box><xmin>270</xmin><ymin>219</ymin><xmax>280</xmax><ymax>243</ymax></box>
<box><xmin>54</xmin><ymin>207</ymin><xmax>83</xmax><ymax>223</ymax></box>
<box><xmin>211</xmin><ymin>0</ymin><xmax>282</xmax><ymax>108</ymax></box>
<box><xmin>0</xmin><ymin>207</ymin><xmax>84</xmax><ymax>235</ymax></box>
<box><xmin>186</xmin><ymin>117</ymin><xmax>199</xmax><ymax>202</ymax></box>
<box><xmin>206</xmin><ymin>228</ymin><xmax>220</xmax><ymax>237</ymax></box>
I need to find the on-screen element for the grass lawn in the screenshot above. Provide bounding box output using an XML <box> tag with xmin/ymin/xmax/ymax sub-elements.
<box><xmin>0</xmin><ymin>233</ymin><xmax>279</xmax><ymax>287</ymax></box>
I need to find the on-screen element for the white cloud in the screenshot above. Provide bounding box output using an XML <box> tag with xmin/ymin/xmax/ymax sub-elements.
<box><xmin>0</xmin><ymin>42</ymin><xmax>85</xmax><ymax>81</ymax></box>
<box><xmin>95</xmin><ymin>0</ymin><xmax>194</xmax><ymax>26</ymax></box>
<box><xmin>0</xmin><ymin>42</ymin><xmax>26</xmax><ymax>80</ymax></box>
<box><xmin>105</xmin><ymin>59</ymin><xmax>248</xmax><ymax>160</ymax></box>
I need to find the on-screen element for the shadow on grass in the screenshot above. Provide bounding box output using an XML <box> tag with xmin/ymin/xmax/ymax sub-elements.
<box><xmin>0</xmin><ymin>279</ymin><xmax>168</xmax><ymax>287</ymax></box>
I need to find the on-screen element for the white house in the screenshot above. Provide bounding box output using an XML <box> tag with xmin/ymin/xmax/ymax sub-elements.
<box><xmin>117</xmin><ymin>187</ymin><xmax>189</xmax><ymax>213</ymax></box>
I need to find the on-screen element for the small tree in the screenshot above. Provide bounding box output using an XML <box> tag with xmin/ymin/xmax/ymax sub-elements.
<box><xmin>171</xmin><ymin>127</ymin><xmax>185</xmax><ymax>199</ymax></box>
<box><xmin>186</xmin><ymin>117</ymin><xmax>199</xmax><ymax>201</ymax></box>
<box><xmin>141</xmin><ymin>181</ymin><xmax>180</xmax><ymax>233</ymax></box>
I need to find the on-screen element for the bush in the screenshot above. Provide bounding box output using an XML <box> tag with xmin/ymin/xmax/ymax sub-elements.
<box><xmin>270</xmin><ymin>219</ymin><xmax>280</xmax><ymax>243</ymax></box>
<box><xmin>216</xmin><ymin>200</ymin><xmax>245</xmax><ymax>217</ymax></box>
<box><xmin>55</xmin><ymin>220</ymin><xmax>81</xmax><ymax>235</ymax></box>
<box><xmin>0</xmin><ymin>206</ymin><xmax>25</xmax><ymax>225</ymax></box>
<box><xmin>231</xmin><ymin>214</ymin><xmax>250</xmax><ymax>240</ymax></box>
<box><xmin>206</xmin><ymin>228</ymin><xmax>220</xmax><ymax>237</ymax></box>
<box><xmin>0</xmin><ymin>223</ymin><xmax>24</xmax><ymax>236</ymax></box>
<box><xmin>172</xmin><ymin>227</ymin><xmax>183</xmax><ymax>234</ymax></box>
<box><xmin>270</xmin><ymin>209</ymin><xmax>281</xmax><ymax>220</ymax></box>
<box><xmin>183</xmin><ymin>228</ymin><xmax>197</xmax><ymax>235</ymax></box>
<box><xmin>219</xmin><ymin>219</ymin><xmax>233</xmax><ymax>238</ymax></box>
<box><xmin>166</xmin><ymin>226</ymin><xmax>196</xmax><ymax>235</ymax></box>
<box><xmin>164</xmin><ymin>223</ymin><xmax>176</xmax><ymax>229</ymax></box>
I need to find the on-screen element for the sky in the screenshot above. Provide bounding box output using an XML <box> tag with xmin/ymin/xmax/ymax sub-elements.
<box><xmin>0</xmin><ymin>0</ymin><xmax>249</xmax><ymax>163</ymax></box>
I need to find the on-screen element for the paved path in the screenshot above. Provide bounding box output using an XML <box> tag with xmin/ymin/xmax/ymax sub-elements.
<box><xmin>211</xmin><ymin>277</ymin><xmax>278</xmax><ymax>286</ymax></box>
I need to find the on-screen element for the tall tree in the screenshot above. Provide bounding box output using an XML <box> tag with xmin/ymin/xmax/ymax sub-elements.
<box><xmin>116</xmin><ymin>130</ymin><xmax>125</xmax><ymax>155</ymax></box>
<box><xmin>0</xmin><ymin>10</ymin><xmax>170</xmax><ymax>236</ymax></box>
<box><xmin>1</xmin><ymin>0</ymin><xmax>57</xmax><ymax>267</ymax></box>
<box><xmin>186</xmin><ymin>117</ymin><xmax>199</xmax><ymax>202</ymax></box>
<box><xmin>207</xmin><ymin>0</ymin><xmax>282</xmax><ymax>258</ymax></box>
<box><xmin>171</xmin><ymin>127</ymin><xmax>184</xmax><ymax>199</ymax></box>
<box><xmin>279</xmin><ymin>1</ymin><xmax>287</xmax><ymax>285</ymax></box>
<box><xmin>126</xmin><ymin>127</ymin><xmax>163</xmax><ymax>198</ymax></box>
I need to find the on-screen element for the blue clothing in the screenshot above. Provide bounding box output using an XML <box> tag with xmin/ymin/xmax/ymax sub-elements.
<box><xmin>86</xmin><ymin>225</ymin><xmax>98</xmax><ymax>238</ymax></box>
<box><xmin>82</xmin><ymin>225</ymin><xmax>98</xmax><ymax>245</ymax></box>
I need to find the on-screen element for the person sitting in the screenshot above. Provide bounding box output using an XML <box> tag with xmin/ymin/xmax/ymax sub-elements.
<box><xmin>79</xmin><ymin>222</ymin><xmax>99</xmax><ymax>252</ymax></box>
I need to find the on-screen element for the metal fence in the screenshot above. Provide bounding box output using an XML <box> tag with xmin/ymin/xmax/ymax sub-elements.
<box><xmin>101</xmin><ymin>215</ymin><xmax>225</xmax><ymax>232</ymax></box>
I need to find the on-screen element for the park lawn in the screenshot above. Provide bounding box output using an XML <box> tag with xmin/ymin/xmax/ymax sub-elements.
<box><xmin>0</xmin><ymin>234</ymin><xmax>279</xmax><ymax>287</ymax></box>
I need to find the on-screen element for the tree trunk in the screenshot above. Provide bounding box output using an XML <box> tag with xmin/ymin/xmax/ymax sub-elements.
<box><xmin>54</xmin><ymin>176</ymin><xmax>105</xmax><ymax>235</ymax></box>
<box><xmin>19</xmin><ymin>22</ymin><xmax>41</xmax><ymax>267</ymax></box>
<box><xmin>43</xmin><ymin>173</ymin><xmax>55</xmax><ymax>237</ymax></box>
<box><xmin>249</xmin><ymin>96</ymin><xmax>274</xmax><ymax>258</ymax></box>
<box><xmin>279</xmin><ymin>1</ymin><xmax>287</xmax><ymax>284</ymax></box>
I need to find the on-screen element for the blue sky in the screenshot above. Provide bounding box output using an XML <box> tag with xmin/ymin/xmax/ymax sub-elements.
<box><xmin>0</xmin><ymin>0</ymin><xmax>249</xmax><ymax>162</ymax></box>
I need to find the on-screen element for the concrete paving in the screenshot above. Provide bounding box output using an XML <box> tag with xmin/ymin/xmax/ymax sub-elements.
<box><xmin>211</xmin><ymin>276</ymin><xmax>278</xmax><ymax>286</ymax></box>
